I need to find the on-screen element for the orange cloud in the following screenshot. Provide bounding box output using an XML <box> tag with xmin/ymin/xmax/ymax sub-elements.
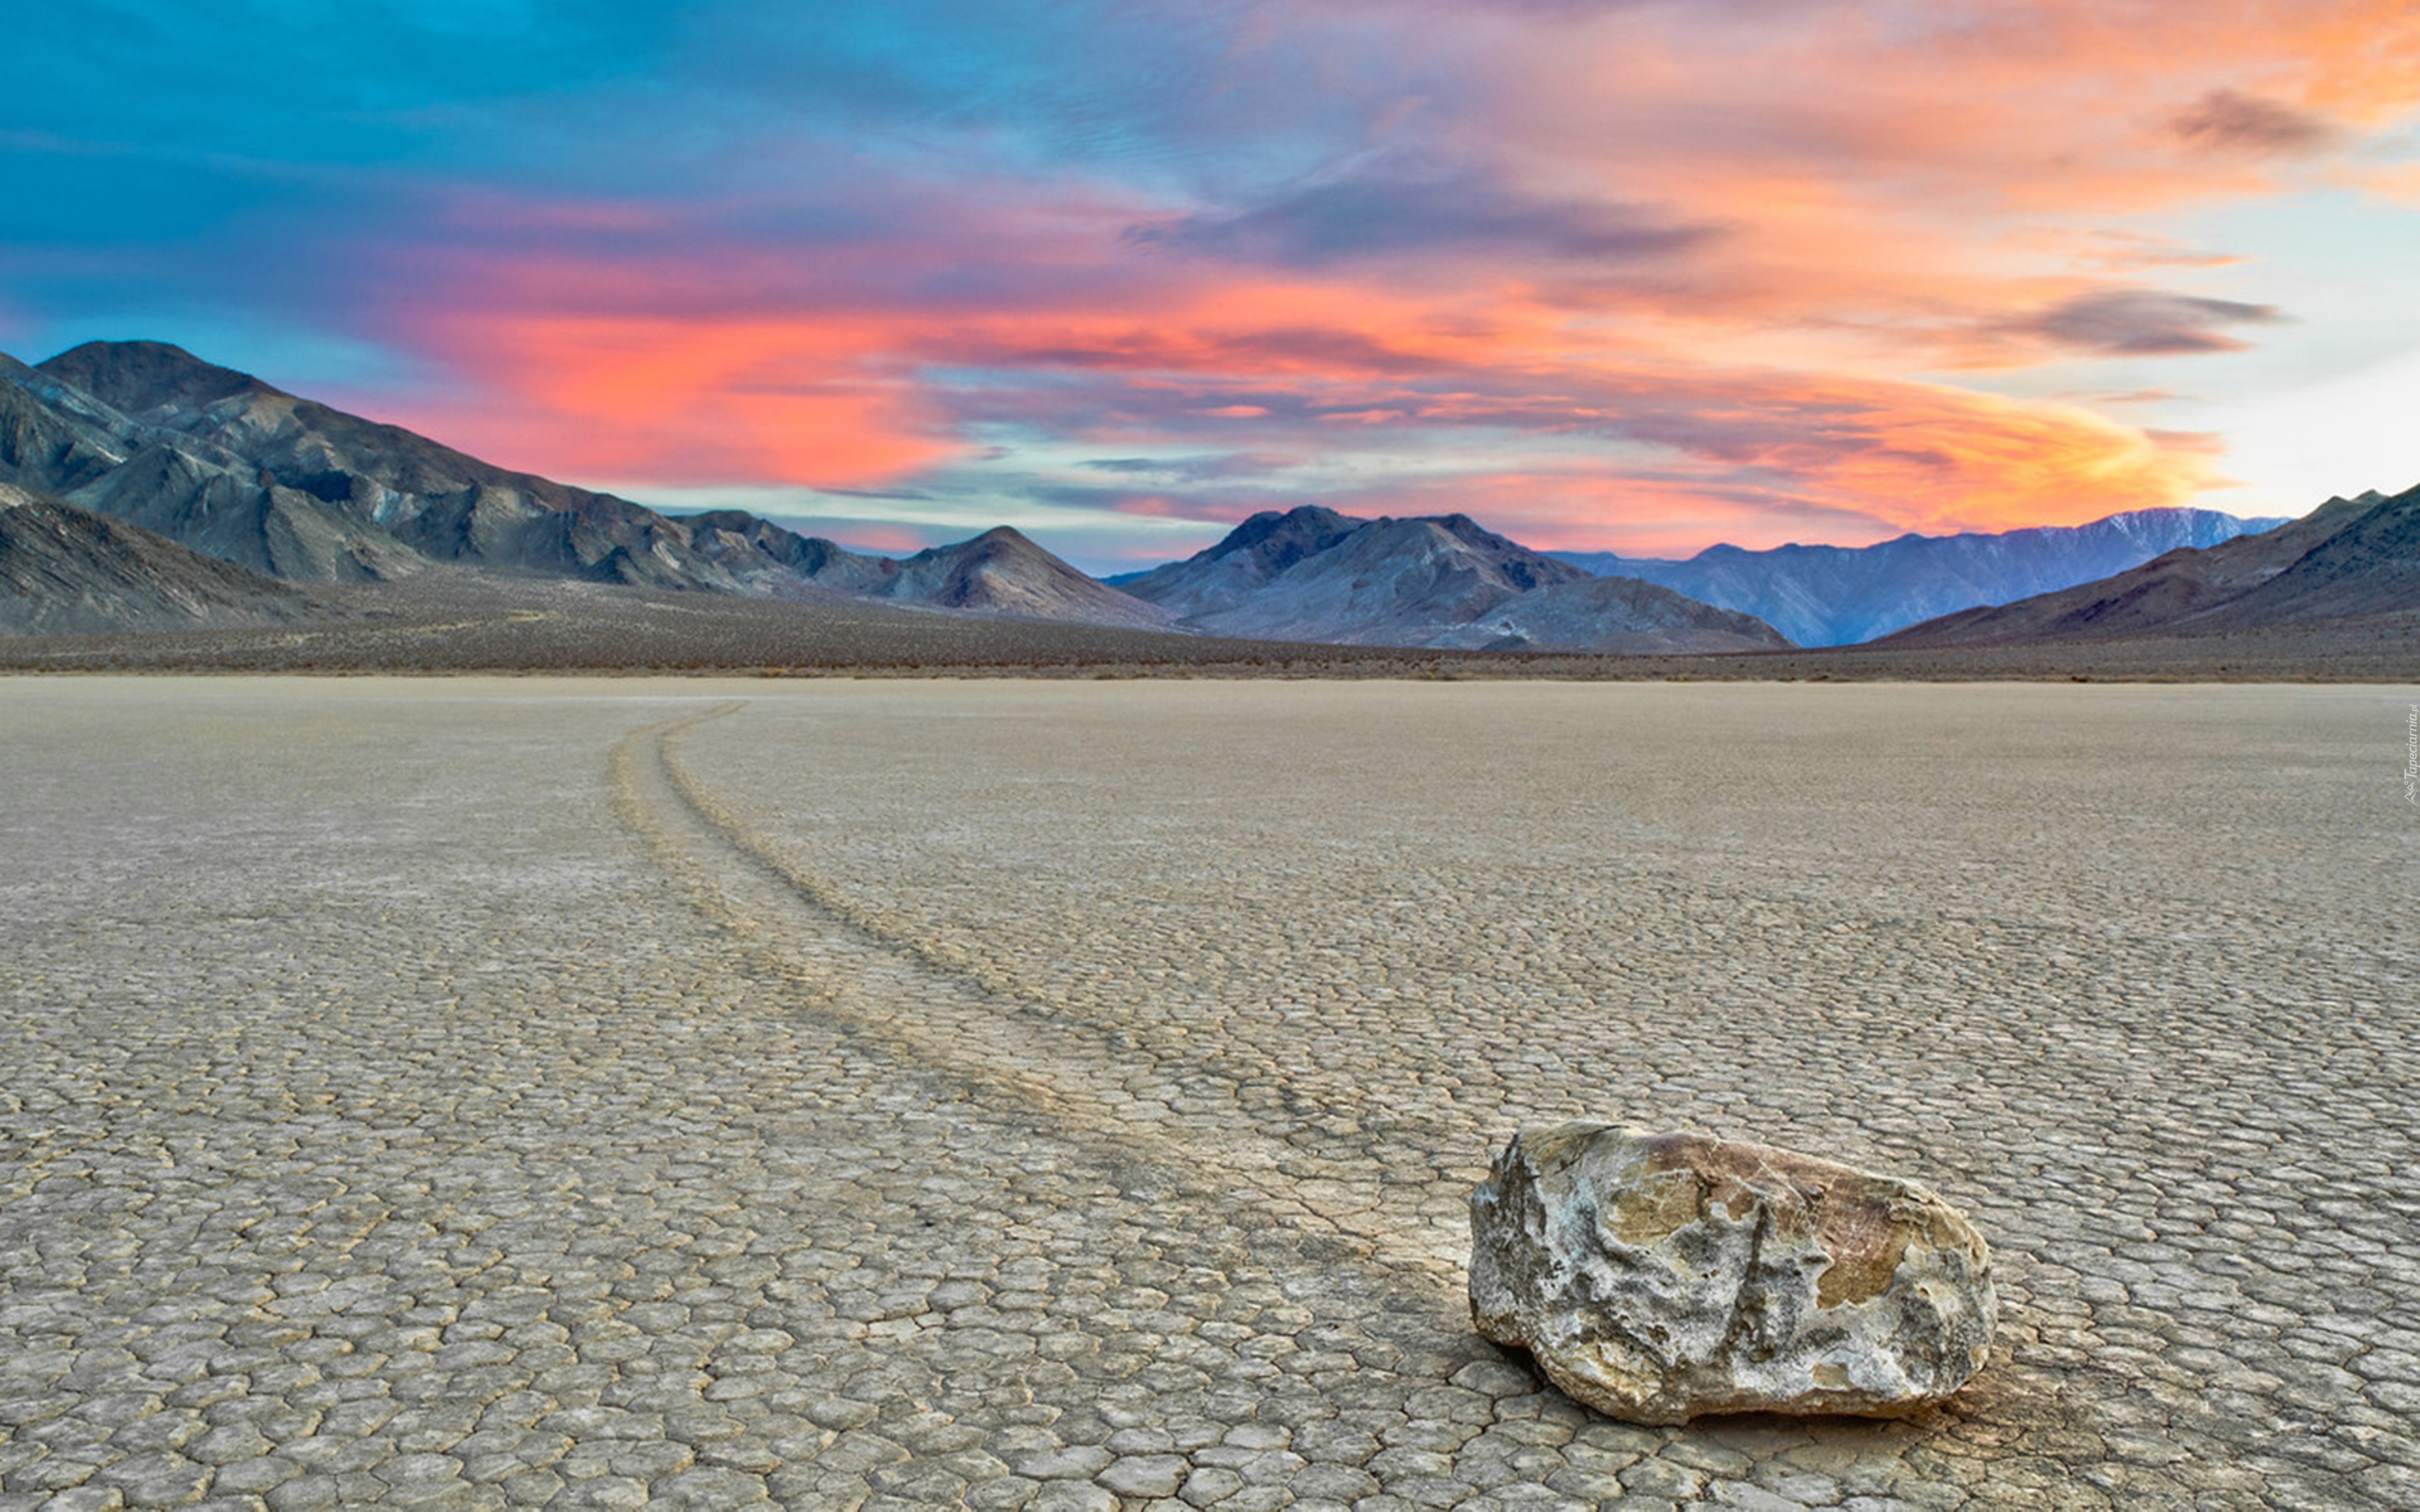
<box><xmin>370</xmin><ymin>229</ymin><xmax>2232</xmax><ymax>549</ymax></box>
<box><xmin>1444</xmin><ymin>376</ymin><xmax>2225</xmax><ymax>551</ymax></box>
<box><xmin>394</xmin><ymin>305</ymin><xmax>957</xmax><ymax>488</ymax></box>
<box><xmin>1412</xmin><ymin>0</ymin><xmax>2420</xmax><ymax>355</ymax></box>
<box><xmin>354</xmin><ymin>0</ymin><xmax>2416</xmax><ymax>549</ymax></box>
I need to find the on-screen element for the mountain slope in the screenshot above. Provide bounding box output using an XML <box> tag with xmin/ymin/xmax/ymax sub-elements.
<box><xmin>1113</xmin><ymin>505</ymin><xmax>1363</xmax><ymax>617</ymax></box>
<box><xmin>2</xmin><ymin>351</ymin><xmax>420</xmax><ymax>582</ymax></box>
<box><xmin>683</xmin><ymin>510</ymin><xmax>904</xmax><ymax>598</ymax></box>
<box><xmin>3</xmin><ymin>341</ymin><xmax>1172</xmax><ymax>630</ymax></box>
<box><xmin>35</xmin><ymin>341</ymin><xmax>740</xmax><ymax>590</ymax></box>
<box><xmin>1879</xmin><ymin>486</ymin><xmax>2419</xmax><ymax>647</ymax></box>
<box><xmin>883</xmin><ymin>527</ymin><xmax>1177</xmax><ymax>628</ymax></box>
<box><xmin>1428</xmin><ymin>573</ymin><xmax>1790</xmax><ymax>654</ymax></box>
<box><xmin>0</xmin><ymin>352</ymin><xmax>140</xmax><ymax>495</ymax></box>
<box><xmin>0</xmin><ymin>483</ymin><xmax>320</xmax><ymax>634</ymax></box>
<box><xmin>1551</xmin><ymin>508</ymin><xmax>2285</xmax><ymax>646</ymax></box>
<box><xmin>1121</xmin><ymin>506</ymin><xmax>1782</xmax><ymax>651</ymax></box>
<box><xmin>682</xmin><ymin>512</ymin><xmax>1173</xmax><ymax>627</ymax></box>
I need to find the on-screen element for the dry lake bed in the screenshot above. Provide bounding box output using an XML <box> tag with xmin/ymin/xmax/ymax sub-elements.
<box><xmin>2</xmin><ymin>677</ymin><xmax>2414</xmax><ymax>1511</ymax></box>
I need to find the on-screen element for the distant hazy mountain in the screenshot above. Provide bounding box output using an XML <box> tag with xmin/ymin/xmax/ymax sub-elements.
<box><xmin>1550</xmin><ymin>509</ymin><xmax>2287</xmax><ymax>646</ymax></box>
<box><xmin>0</xmin><ymin>483</ymin><xmax>320</xmax><ymax>634</ymax></box>
<box><xmin>1881</xmin><ymin>486</ymin><xmax>2419</xmax><ymax>648</ymax></box>
<box><xmin>1</xmin><ymin>341</ymin><xmax>1169</xmax><ymax>631</ymax></box>
<box><xmin>1117</xmin><ymin>507</ymin><xmax>1787</xmax><ymax>651</ymax></box>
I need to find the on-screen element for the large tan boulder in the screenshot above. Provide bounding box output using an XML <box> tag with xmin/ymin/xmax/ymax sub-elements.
<box><xmin>1468</xmin><ymin>1125</ymin><xmax>1995</xmax><ymax>1424</ymax></box>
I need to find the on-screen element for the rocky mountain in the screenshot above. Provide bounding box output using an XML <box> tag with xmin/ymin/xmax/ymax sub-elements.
<box><xmin>1110</xmin><ymin>505</ymin><xmax>1364</xmax><ymax>619</ymax></box>
<box><xmin>1</xmin><ymin>350</ymin><xmax>420</xmax><ymax>582</ymax></box>
<box><xmin>0</xmin><ymin>483</ymin><xmax>320</xmax><ymax>634</ymax></box>
<box><xmin>0</xmin><ymin>341</ymin><xmax>1170</xmax><ymax>630</ymax></box>
<box><xmin>879</xmin><ymin>527</ymin><xmax>1177</xmax><ymax>628</ymax></box>
<box><xmin>687</xmin><ymin>512</ymin><xmax>1174</xmax><ymax>628</ymax></box>
<box><xmin>1879</xmin><ymin>485</ymin><xmax>2419</xmax><ymax>647</ymax></box>
<box><xmin>1428</xmin><ymin>574</ymin><xmax>1790</xmax><ymax>654</ymax></box>
<box><xmin>1115</xmin><ymin>506</ymin><xmax>1785</xmax><ymax>651</ymax></box>
<box><xmin>683</xmin><ymin>510</ymin><xmax>904</xmax><ymax>598</ymax></box>
<box><xmin>1550</xmin><ymin>508</ymin><xmax>2286</xmax><ymax>646</ymax></box>
<box><xmin>30</xmin><ymin>340</ymin><xmax>770</xmax><ymax>590</ymax></box>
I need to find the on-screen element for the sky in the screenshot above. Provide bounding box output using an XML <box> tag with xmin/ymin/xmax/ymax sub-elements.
<box><xmin>5</xmin><ymin>1</ymin><xmax>2418</xmax><ymax>570</ymax></box>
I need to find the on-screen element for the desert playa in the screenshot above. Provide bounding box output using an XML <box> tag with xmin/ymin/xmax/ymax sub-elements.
<box><xmin>2</xmin><ymin>677</ymin><xmax>2414</xmax><ymax>1510</ymax></box>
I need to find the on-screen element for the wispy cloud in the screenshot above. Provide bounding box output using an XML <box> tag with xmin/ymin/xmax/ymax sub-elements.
<box><xmin>2167</xmin><ymin>89</ymin><xmax>2342</xmax><ymax>158</ymax></box>
<box><xmin>1125</xmin><ymin>161</ymin><xmax>1717</xmax><ymax>270</ymax></box>
<box><xmin>8</xmin><ymin>0</ymin><xmax>2419</xmax><ymax>551</ymax></box>
<box><xmin>2018</xmin><ymin>289</ymin><xmax>2286</xmax><ymax>357</ymax></box>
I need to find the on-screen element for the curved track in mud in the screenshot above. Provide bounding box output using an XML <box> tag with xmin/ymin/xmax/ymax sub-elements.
<box><xmin>610</xmin><ymin>701</ymin><xmax>1464</xmax><ymax>1286</ymax></box>
<box><xmin>4</xmin><ymin>677</ymin><xmax>2411</xmax><ymax>1509</ymax></box>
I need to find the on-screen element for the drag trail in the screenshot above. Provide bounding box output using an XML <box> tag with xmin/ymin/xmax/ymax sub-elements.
<box><xmin>609</xmin><ymin>699</ymin><xmax>1465</xmax><ymax>1285</ymax></box>
<box><xmin>1</xmin><ymin>676</ymin><xmax>2411</xmax><ymax>1509</ymax></box>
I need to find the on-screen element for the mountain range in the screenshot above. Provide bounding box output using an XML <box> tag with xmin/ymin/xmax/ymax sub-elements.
<box><xmin>1548</xmin><ymin>510</ymin><xmax>2286</xmax><ymax>646</ymax></box>
<box><xmin>1114</xmin><ymin>506</ymin><xmax>1788</xmax><ymax>653</ymax></box>
<box><xmin>4</xmin><ymin>338</ymin><xmax>2407</xmax><ymax>665</ymax></box>
<box><xmin>683</xmin><ymin>512</ymin><xmax>1175</xmax><ymax>629</ymax></box>
<box><xmin>0</xmin><ymin>342</ymin><xmax>1783</xmax><ymax>651</ymax></box>
<box><xmin>0</xmin><ymin>340</ymin><xmax>1178</xmax><ymax>631</ymax></box>
<box><xmin>1881</xmin><ymin>484</ymin><xmax>2420</xmax><ymax>648</ymax></box>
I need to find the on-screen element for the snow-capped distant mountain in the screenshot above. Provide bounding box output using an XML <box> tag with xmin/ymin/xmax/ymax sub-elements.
<box><xmin>1551</xmin><ymin>510</ymin><xmax>2289</xmax><ymax>646</ymax></box>
<box><xmin>1881</xmin><ymin>486</ymin><xmax>2419</xmax><ymax>648</ymax></box>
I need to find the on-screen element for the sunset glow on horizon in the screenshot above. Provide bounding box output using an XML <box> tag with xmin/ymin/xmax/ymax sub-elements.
<box><xmin>8</xmin><ymin>1</ymin><xmax>2419</xmax><ymax>568</ymax></box>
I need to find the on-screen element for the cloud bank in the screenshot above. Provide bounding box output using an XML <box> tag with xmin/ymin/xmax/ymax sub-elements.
<box><xmin>4</xmin><ymin>0</ymin><xmax>2417</xmax><ymax>559</ymax></box>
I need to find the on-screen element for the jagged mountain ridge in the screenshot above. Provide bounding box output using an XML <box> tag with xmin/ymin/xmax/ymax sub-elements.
<box><xmin>1</xmin><ymin>350</ymin><xmax>420</xmax><ymax>583</ymax></box>
<box><xmin>20</xmin><ymin>339</ymin><xmax>2337</xmax><ymax>658</ymax></box>
<box><xmin>688</xmin><ymin>512</ymin><xmax>1174</xmax><ymax>629</ymax></box>
<box><xmin>683</xmin><ymin>510</ymin><xmax>905</xmax><ymax>597</ymax></box>
<box><xmin>0</xmin><ymin>482</ymin><xmax>322</xmax><ymax>634</ymax></box>
<box><xmin>0</xmin><ymin>342</ymin><xmax>1169</xmax><ymax>629</ymax></box>
<box><xmin>1110</xmin><ymin>505</ymin><xmax>1364</xmax><ymax>617</ymax></box>
<box><xmin>1878</xmin><ymin>484</ymin><xmax>2420</xmax><ymax>647</ymax></box>
<box><xmin>36</xmin><ymin>340</ymin><xmax>797</xmax><ymax>592</ymax></box>
<box><xmin>1550</xmin><ymin>508</ymin><xmax>2288</xmax><ymax>646</ymax></box>
<box><xmin>1119</xmin><ymin>506</ymin><xmax>1788</xmax><ymax>651</ymax></box>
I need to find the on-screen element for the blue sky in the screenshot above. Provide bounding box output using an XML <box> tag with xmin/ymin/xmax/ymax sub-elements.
<box><xmin>8</xmin><ymin>0</ymin><xmax>2417</xmax><ymax>568</ymax></box>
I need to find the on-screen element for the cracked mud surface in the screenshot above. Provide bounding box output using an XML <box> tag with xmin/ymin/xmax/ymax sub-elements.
<box><xmin>3</xmin><ymin>677</ymin><xmax>2414</xmax><ymax>1509</ymax></box>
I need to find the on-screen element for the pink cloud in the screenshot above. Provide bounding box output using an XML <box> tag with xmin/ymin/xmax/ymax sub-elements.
<box><xmin>337</xmin><ymin>0</ymin><xmax>2418</xmax><ymax>549</ymax></box>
